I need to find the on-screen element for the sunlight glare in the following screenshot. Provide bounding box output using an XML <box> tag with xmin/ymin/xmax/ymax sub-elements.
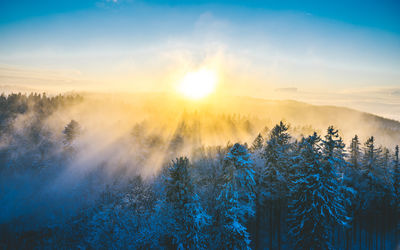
<box><xmin>178</xmin><ymin>69</ymin><xmax>217</xmax><ymax>99</ymax></box>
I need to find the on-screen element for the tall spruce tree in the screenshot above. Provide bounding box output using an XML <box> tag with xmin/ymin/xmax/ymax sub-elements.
<box><xmin>215</xmin><ymin>143</ymin><xmax>255</xmax><ymax>249</ymax></box>
<box><xmin>250</xmin><ymin>133</ymin><xmax>264</xmax><ymax>153</ymax></box>
<box><xmin>321</xmin><ymin>126</ymin><xmax>352</xmax><ymax>220</ymax></box>
<box><xmin>349</xmin><ymin>135</ymin><xmax>361</xmax><ymax>169</ymax></box>
<box><xmin>394</xmin><ymin>146</ymin><xmax>400</xmax><ymax>200</ymax></box>
<box><xmin>250</xmin><ymin>132</ymin><xmax>266</xmax><ymax>248</ymax></box>
<box><xmin>361</xmin><ymin>136</ymin><xmax>384</xmax><ymax>209</ymax></box>
<box><xmin>346</xmin><ymin>134</ymin><xmax>362</xmax><ymax>188</ymax></box>
<box><xmin>262</xmin><ymin>121</ymin><xmax>292</xmax><ymax>199</ymax></box>
<box><xmin>62</xmin><ymin>119</ymin><xmax>81</xmax><ymax>157</ymax></box>
<box><xmin>262</xmin><ymin>121</ymin><xmax>292</xmax><ymax>249</ymax></box>
<box><xmin>165</xmin><ymin>157</ymin><xmax>209</xmax><ymax>249</ymax></box>
<box><xmin>288</xmin><ymin>131</ymin><xmax>350</xmax><ymax>250</ymax></box>
<box><xmin>393</xmin><ymin>145</ymin><xmax>400</xmax><ymax>241</ymax></box>
<box><xmin>63</xmin><ymin>120</ymin><xmax>80</xmax><ymax>144</ymax></box>
<box><xmin>322</xmin><ymin>126</ymin><xmax>346</xmax><ymax>168</ymax></box>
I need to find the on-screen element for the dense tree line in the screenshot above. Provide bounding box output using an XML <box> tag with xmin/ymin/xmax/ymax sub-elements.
<box><xmin>0</xmin><ymin>93</ymin><xmax>399</xmax><ymax>249</ymax></box>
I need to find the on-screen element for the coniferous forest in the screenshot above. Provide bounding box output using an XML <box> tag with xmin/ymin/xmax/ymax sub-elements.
<box><xmin>0</xmin><ymin>93</ymin><xmax>399</xmax><ymax>249</ymax></box>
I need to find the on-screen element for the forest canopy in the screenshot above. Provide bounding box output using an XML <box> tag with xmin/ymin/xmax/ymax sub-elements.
<box><xmin>0</xmin><ymin>93</ymin><xmax>399</xmax><ymax>249</ymax></box>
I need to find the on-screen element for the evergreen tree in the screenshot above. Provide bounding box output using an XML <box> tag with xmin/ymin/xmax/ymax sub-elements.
<box><xmin>361</xmin><ymin>136</ymin><xmax>384</xmax><ymax>209</ymax></box>
<box><xmin>215</xmin><ymin>143</ymin><xmax>255</xmax><ymax>249</ymax></box>
<box><xmin>249</xmin><ymin>133</ymin><xmax>266</xmax><ymax>248</ymax></box>
<box><xmin>321</xmin><ymin>126</ymin><xmax>352</xmax><ymax>218</ymax></box>
<box><xmin>63</xmin><ymin>120</ymin><xmax>80</xmax><ymax>144</ymax></box>
<box><xmin>321</xmin><ymin>126</ymin><xmax>348</xmax><ymax>184</ymax></box>
<box><xmin>346</xmin><ymin>134</ymin><xmax>362</xmax><ymax>188</ymax></box>
<box><xmin>349</xmin><ymin>135</ymin><xmax>361</xmax><ymax>169</ymax></box>
<box><xmin>322</xmin><ymin>126</ymin><xmax>345</xmax><ymax>164</ymax></box>
<box><xmin>261</xmin><ymin>121</ymin><xmax>292</xmax><ymax>248</ymax></box>
<box><xmin>262</xmin><ymin>121</ymin><xmax>292</xmax><ymax>199</ymax></box>
<box><xmin>394</xmin><ymin>146</ymin><xmax>400</xmax><ymax>199</ymax></box>
<box><xmin>382</xmin><ymin>147</ymin><xmax>393</xmax><ymax>189</ymax></box>
<box><xmin>383</xmin><ymin>147</ymin><xmax>390</xmax><ymax>169</ymax></box>
<box><xmin>250</xmin><ymin>133</ymin><xmax>264</xmax><ymax>153</ymax></box>
<box><xmin>393</xmin><ymin>145</ymin><xmax>400</xmax><ymax>240</ymax></box>
<box><xmin>362</xmin><ymin>136</ymin><xmax>382</xmax><ymax>174</ymax></box>
<box><xmin>165</xmin><ymin>157</ymin><xmax>209</xmax><ymax>249</ymax></box>
<box><xmin>288</xmin><ymin>132</ymin><xmax>350</xmax><ymax>249</ymax></box>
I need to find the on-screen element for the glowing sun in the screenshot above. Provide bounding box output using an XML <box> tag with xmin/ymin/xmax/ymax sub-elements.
<box><xmin>178</xmin><ymin>69</ymin><xmax>217</xmax><ymax>99</ymax></box>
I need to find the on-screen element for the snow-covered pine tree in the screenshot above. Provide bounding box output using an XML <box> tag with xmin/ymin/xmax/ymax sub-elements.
<box><xmin>361</xmin><ymin>136</ymin><xmax>384</xmax><ymax>209</ymax></box>
<box><xmin>215</xmin><ymin>143</ymin><xmax>255</xmax><ymax>249</ymax></box>
<box><xmin>394</xmin><ymin>146</ymin><xmax>400</xmax><ymax>200</ymax></box>
<box><xmin>321</xmin><ymin>126</ymin><xmax>348</xmax><ymax>181</ymax></box>
<box><xmin>262</xmin><ymin>121</ymin><xmax>292</xmax><ymax>199</ymax></box>
<box><xmin>262</xmin><ymin>121</ymin><xmax>293</xmax><ymax>248</ymax></box>
<box><xmin>383</xmin><ymin>147</ymin><xmax>390</xmax><ymax>169</ymax></box>
<box><xmin>288</xmin><ymin>133</ymin><xmax>323</xmax><ymax>249</ymax></box>
<box><xmin>381</xmin><ymin>147</ymin><xmax>394</xmax><ymax>195</ymax></box>
<box><xmin>346</xmin><ymin>134</ymin><xmax>362</xmax><ymax>196</ymax></box>
<box><xmin>63</xmin><ymin>120</ymin><xmax>80</xmax><ymax>144</ymax></box>
<box><xmin>250</xmin><ymin>133</ymin><xmax>264</xmax><ymax>153</ymax></box>
<box><xmin>349</xmin><ymin>135</ymin><xmax>361</xmax><ymax>169</ymax></box>
<box><xmin>249</xmin><ymin>132</ymin><xmax>267</xmax><ymax>248</ymax></box>
<box><xmin>322</xmin><ymin>126</ymin><xmax>345</xmax><ymax>160</ymax></box>
<box><xmin>321</xmin><ymin>126</ymin><xmax>352</xmax><ymax>222</ymax></box>
<box><xmin>165</xmin><ymin>157</ymin><xmax>209</xmax><ymax>249</ymax></box>
<box><xmin>393</xmin><ymin>145</ymin><xmax>400</xmax><ymax>241</ymax></box>
<box><xmin>62</xmin><ymin>119</ymin><xmax>81</xmax><ymax>157</ymax></box>
<box><xmin>288</xmin><ymin>130</ymin><xmax>350</xmax><ymax>250</ymax></box>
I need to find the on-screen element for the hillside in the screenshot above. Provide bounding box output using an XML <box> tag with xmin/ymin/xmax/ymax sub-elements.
<box><xmin>81</xmin><ymin>92</ymin><xmax>400</xmax><ymax>147</ymax></box>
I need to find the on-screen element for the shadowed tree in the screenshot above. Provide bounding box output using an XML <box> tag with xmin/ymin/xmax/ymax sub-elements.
<box><xmin>361</xmin><ymin>136</ymin><xmax>384</xmax><ymax>209</ymax></box>
<box><xmin>215</xmin><ymin>143</ymin><xmax>255</xmax><ymax>249</ymax></box>
<box><xmin>262</xmin><ymin>121</ymin><xmax>293</xmax><ymax>249</ymax></box>
<box><xmin>394</xmin><ymin>146</ymin><xmax>400</xmax><ymax>199</ymax></box>
<box><xmin>288</xmin><ymin>131</ymin><xmax>350</xmax><ymax>250</ymax></box>
<box><xmin>165</xmin><ymin>157</ymin><xmax>209</xmax><ymax>249</ymax></box>
<box><xmin>63</xmin><ymin>120</ymin><xmax>80</xmax><ymax>144</ymax></box>
<box><xmin>349</xmin><ymin>135</ymin><xmax>361</xmax><ymax>169</ymax></box>
<box><xmin>250</xmin><ymin>133</ymin><xmax>264</xmax><ymax>153</ymax></box>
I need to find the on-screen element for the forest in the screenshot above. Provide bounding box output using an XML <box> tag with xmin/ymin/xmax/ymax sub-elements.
<box><xmin>0</xmin><ymin>93</ymin><xmax>399</xmax><ymax>249</ymax></box>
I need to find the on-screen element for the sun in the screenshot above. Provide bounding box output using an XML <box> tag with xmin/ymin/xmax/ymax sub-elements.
<box><xmin>178</xmin><ymin>69</ymin><xmax>217</xmax><ymax>100</ymax></box>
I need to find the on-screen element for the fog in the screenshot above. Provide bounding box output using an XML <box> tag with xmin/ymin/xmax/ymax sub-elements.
<box><xmin>0</xmin><ymin>91</ymin><xmax>399</xmax><ymax>235</ymax></box>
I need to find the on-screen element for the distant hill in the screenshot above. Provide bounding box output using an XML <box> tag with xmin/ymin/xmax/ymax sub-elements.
<box><xmin>0</xmin><ymin>91</ymin><xmax>398</xmax><ymax>148</ymax></box>
<box><xmin>82</xmin><ymin>92</ymin><xmax>400</xmax><ymax>148</ymax></box>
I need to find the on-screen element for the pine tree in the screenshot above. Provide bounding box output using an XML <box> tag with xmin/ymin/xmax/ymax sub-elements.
<box><xmin>62</xmin><ymin>120</ymin><xmax>80</xmax><ymax>157</ymax></box>
<box><xmin>288</xmin><ymin>131</ymin><xmax>350</xmax><ymax>249</ymax></box>
<box><xmin>321</xmin><ymin>126</ymin><xmax>352</xmax><ymax>218</ymax></box>
<box><xmin>349</xmin><ymin>135</ymin><xmax>361</xmax><ymax>169</ymax></box>
<box><xmin>383</xmin><ymin>147</ymin><xmax>390</xmax><ymax>169</ymax></box>
<box><xmin>393</xmin><ymin>145</ymin><xmax>400</xmax><ymax>242</ymax></box>
<box><xmin>63</xmin><ymin>120</ymin><xmax>80</xmax><ymax>144</ymax></box>
<box><xmin>382</xmin><ymin>147</ymin><xmax>393</xmax><ymax>190</ymax></box>
<box><xmin>249</xmin><ymin>133</ymin><xmax>266</xmax><ymax>248</ymax></box>
<box><xmin>321</xmin><ymin>126</ymin><xmax>347</xmax><ymax>180</ymax></box>
<box><xmin>215</xmin><ymin>143</ymin><xmax>255</xmax><ymax>249</ymax></box>
<box><xmin>262</xmin><ymin>121</ymin><xmax>292</xmax><ymax>199</ymax></box>
<box><xmin>165</xmin><ymin>157</ymin><xmax>209</xmax><ymax>249</ymax></box>
<box><xmin>250</xmin><ymin>133</ymin><xmax>264</xmax><ymax>153</ymax></box>
<box><xmin>394</xmin><ymin>146</ymin><xmax>400</xmax><ymax>199</ymax></box>
<box><xmin>361</xmin><ymin>136</ymin><xmax>384</xmax><ymax>209</ymax></box>
<box><xmin>362</xmin><ymin>136</ymin><xmax>382</xmax><ymax>174</ymax></box>
<box><xmin>262</xmin><ymin>121</ymin><xmax>292</xmax><ymax>249</ymax></box>
<box><xmin>346</xmin><ymin>134</ymin><xmax>362</xmax><ymax>191</ymax></box>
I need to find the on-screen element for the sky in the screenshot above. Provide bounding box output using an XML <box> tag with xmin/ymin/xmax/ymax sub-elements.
<box><xmin>0</xmin><ymin>0</ymin><xmax>399</xmax><ymax>119</ymax></box>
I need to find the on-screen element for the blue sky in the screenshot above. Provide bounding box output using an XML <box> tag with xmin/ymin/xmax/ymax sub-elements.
<box><xmin>0</xmin><ymin>0</ymin><xmax>399</xmax><ymax>120</ymax></box>
<box><xmin>1</xmin><ymin>0</ymin><xmax>399</xmax><ymax>32</ymax></box>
